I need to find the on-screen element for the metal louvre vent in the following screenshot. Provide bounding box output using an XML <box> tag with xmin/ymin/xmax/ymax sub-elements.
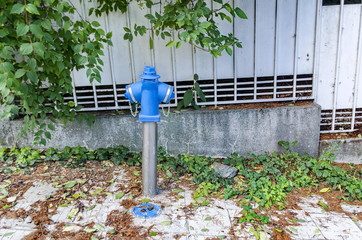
<box><xmin>70</xmin><ymin>74</ymin><xmax>313</xmax><ymax>111</ymax></box>
<box><xmin>321</xmin><ymin>108</ymin><xmax>362</xmax><ymax>132</ymax></box>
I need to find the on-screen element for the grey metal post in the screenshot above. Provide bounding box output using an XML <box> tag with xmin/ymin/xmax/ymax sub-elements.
<box><xmin>142</xmin><ymin>122</ymin><xmax>158</xmax><ymax>197</ymax></box>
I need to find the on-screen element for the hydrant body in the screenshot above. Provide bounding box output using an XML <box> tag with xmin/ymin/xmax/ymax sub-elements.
<box><xmin>124</xmin><ymin>66</ymin><xmax>174</xmax><ymax>122</ymax></box>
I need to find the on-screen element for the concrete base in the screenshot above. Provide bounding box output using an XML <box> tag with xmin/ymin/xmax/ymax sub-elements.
<box><xmin>319</xmin><ymin>138</ymin><xmax>362</xmax><ymax>164</ymax></box>
<box><xmin>0</xmin><ymin>103</ymin><xmax>321</xmax><ymax>157</ymax></box>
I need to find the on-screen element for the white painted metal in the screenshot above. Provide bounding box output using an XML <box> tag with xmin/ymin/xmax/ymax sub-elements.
<box><xmin>66</xmin><ymin>0</ymin><xmax>331</xmax><ymax>121</ymax></box>
<box><xmin>317</xmin><ymin>1</ymin><xmax>362</xmax><ymax>132</ymax></box>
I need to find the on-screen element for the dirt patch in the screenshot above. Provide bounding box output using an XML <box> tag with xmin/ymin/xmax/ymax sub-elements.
<box><xmin>105</xmin><ymin>210</ymin><xmax>147</xmax><ymax>239</ymax></box>
<box><xmin>321</xmin><ymin>128</ymin><xmax>362</xmax><ymax>141</ymax></box>
<box><xmin>120</xmin><ymin>199</ymin><xmax>138</xmax><ymax>209</ymax></box>
<box><xmin>22</xmin><ymin>227</ymin><xmax>49</xmax><ymax>240</ymax></box>
<box><xmin>270</xmin><ymin>228</ymin><xmax>292</xmax><ymax>240</ymax></box>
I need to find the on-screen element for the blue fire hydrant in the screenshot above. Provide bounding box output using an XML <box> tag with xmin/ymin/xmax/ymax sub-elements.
<box><xmin>124</xmin><ymin>66</ymin><xmax>174</xmax><ymax>122</ymax></box>
<box><xmin>124</xmin><ymin>66</ymin><xmax>174</xmax><ymax>197</ymax></box>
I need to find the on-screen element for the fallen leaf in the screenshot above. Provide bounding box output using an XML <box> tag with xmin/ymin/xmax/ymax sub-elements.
<box><xmin>94</xmin><ymin>223</ymin><xmax>105</xmax><ymax>231</ymax></box>
<box><xmin>317</xmin><ymin>201</ymin><xmax>329</xmax><ymax>211</ymax></box>
<box><xmin>201</xmin><ymin>228</ymin><xmax>209</xmax><ymax>232</ymax></box>
<box><xmin>159</xmin><ymin>221</ymin><xmax>172</xmax><ymax>226</ymax></box>
<box><xmin>204</xmin><ymin>216</ymin><xmax>212</xmax><ymax>221</ymax></box>
<box><xmin>7</xmin><ymin>196</ymin><xmax>16</xmax><ymax>203</ymax></box>
<box><xmin>64</xmin><ymin>181</ymin><xmax>78</xmax><ymax>189</ymax></box>
<box><xmin>67</xmin><ymin>208</ymin><xmax>79</xmax><ymax>219</ymax></box>
<box><xmin>319</xmin><ymin>188</ymin><xmax>330</xmax><ymax>193</ymax></box>
<box><xmin>63</xmin><ymin>225</ymin><xmax>82</xmax><ymax>232</ymax></box>
<box><xmin>84</xmin><ymin>228</ymin><xmax>97</xmax><ymax>233</ymax></box>
<box><xmin>3</xmin><ymin>232</ymin><xmax>14</xmax><ymax>237</ymax></box>
<box><xmin>115</xmin><ymin>192</ymin><xmax>125</xmax><ymax>199</ymax></box>
<box><xmin>91</xmin><ymin>188</ymin><xmax>104</xmax><ymax>196</ymax></box>
<box><xmin>289</xmin><ymin>227</ymin><xmax>298</xmax><ymax>233</ymax></box>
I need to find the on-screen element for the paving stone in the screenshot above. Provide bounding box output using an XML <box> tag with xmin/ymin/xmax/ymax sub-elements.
<box><xmin>288</xmin><ymin>210</ymin><xmax>325</xmax><ymax>240</ymax></box>
<box><xmin>309</xmin><ymin>212</ymin><xmax>362</xmax><ymax>240</ymax></box>
<box><xmin>187</xmin><ymin>204</ymin><xmax>231</xmax><ymax>236</ymax></box>
<box><xmin>13</xmin><ymin>181</ymin><xmax>57</xmax><ymax>210</ymax></box>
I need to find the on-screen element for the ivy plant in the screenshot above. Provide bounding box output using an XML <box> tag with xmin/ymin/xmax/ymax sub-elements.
<box><xmin>0</xmin><ymin>0</ymin><xmax>112</xmax><ymax>144</ymax></box>
<box><xmin>92</xmin><ymin>0</ymin><xmax>247</xmax><ymax>57</ymax></box>
<box><xmin>0</xmin><ymin>0</ymin><xmax>247</xmax><ymax>145</ymax></box>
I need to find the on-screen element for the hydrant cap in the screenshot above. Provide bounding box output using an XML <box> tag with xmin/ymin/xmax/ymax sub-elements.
<box><xmin>139</xmin><ymin>66</ymin><xmax>160</xmax><ymax>80</ymax></box>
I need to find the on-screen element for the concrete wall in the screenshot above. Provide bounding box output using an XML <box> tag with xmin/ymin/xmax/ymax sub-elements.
<box><xmin>320</xmin><ymin>139</ymin><xmax>362</xmax><ymax>164</ymax></box>
<box><xmin>0</xmin><ymin>104</ymin><xmax>321</xmax><ymax>157</ymax></box>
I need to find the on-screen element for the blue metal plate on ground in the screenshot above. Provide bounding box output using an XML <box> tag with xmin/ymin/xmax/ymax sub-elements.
<box><xmin>132</xmin><ymin>203</ymin><xmax>162</xmax><ymax>219</ymax></box>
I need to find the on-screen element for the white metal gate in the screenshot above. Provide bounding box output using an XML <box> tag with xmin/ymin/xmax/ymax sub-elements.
<box><xmin>317</xmin><ymin>0</ymin><xmax>362</xmax><ymax>132</ymax></box>
<box><xmin>68</xmin><ymin>0</ymin><xmax>318</xmax><ymax>111</ymax></box>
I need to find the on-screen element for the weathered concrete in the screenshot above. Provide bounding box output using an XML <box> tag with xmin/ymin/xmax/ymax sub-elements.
<box><xmin>319</xmin><ymin>138</ymin><xmax>362</xmax><ymax>164</ymax></box>
<box><xmin>0</xmin><ymin>103</ymin><xmax>321</xmax><ymax>157</ymax></box>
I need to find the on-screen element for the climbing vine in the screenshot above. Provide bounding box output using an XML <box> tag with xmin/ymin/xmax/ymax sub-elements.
<box><xmin>91</xmin><ymin>0</ymin><xmax>247</xmax><ymax>57</ymax></box>
<box><xmin>0</xmin><ymin>0</ymin><xmax>112</xmax><ymax>144</ymax></box>
<box><xmin>0</xmin><ymin>0</ymin><xmax>246</xmax><ymax>144</ymax></box>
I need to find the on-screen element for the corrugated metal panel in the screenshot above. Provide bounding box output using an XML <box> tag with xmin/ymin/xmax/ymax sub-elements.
<box><xmin>68</xmin><ymin>0</ymin><xmax>317</xmax><ymax>110</ymax></box>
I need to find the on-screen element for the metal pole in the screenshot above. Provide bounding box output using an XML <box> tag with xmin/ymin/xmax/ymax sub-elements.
<box><xmin>142</xmin><ymin>122</ymin><xmax>158</xmax><ymax>197</ymax></box>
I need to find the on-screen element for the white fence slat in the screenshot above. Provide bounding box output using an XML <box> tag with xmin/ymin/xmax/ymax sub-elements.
<box><xmin>277</xmin><ymin>0</ymin><xmax>297</xmax><ymax>76</ymax></box>
<box><xmin>256</xmin><ymin>0</ymin><xmax>276</xmax><ymax>77</ymax></box>
<box><xmin>234</xmin><ymin>0</ymin><xmax>255</xmax><ymax>78</ymax></box>
<box><xmin>336</xmin><ymin>5</ymin><xmax>361</xmax><ymax>109</ymax></box>
<box><xmin>317</xmin><ymin>6</ymin><xmax>340</xmax><ymax>109</ymax></box>
<box><xmin>128</xmin><ymin>1</ymin><xmax>153</xmax><ymax>81</ymax></box>
<box><xmin>299</xmin><ymin>0</ymin><xmax>318</xmax><ymax>75</ymax></box>
<box><xmin>107</xmin><ymin>11</ymin><xmax>133</xmax><ymax>85</ymax></box>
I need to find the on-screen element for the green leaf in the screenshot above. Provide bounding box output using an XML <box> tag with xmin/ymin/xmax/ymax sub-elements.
<box><xmin>67</xmin><ymin>208</ymin><xmax>79</xmax><ymax>219</ymax></box>
<box><xmin>150</xmin><ymin>231</ymin><xmax>157</xmax><ymax>236</ymax></box>
<box><xmin>149</xmin><ymin>37</ymin><xmax>154</xmax><ymax>50</ymax></box>
<box><xmin>319</xmin><ymin>188</ymin><xmax>330</xmax><ymax>193</ymax></box>
<box><xmin>33</xmin><ymin>42</ymin><xmax>45</xmax><ymax>58</ymax></box>
<box><xmin>115</xmin><ymin>192</ymin><xmax>125</xmax><ymax>199</ymax></box>
<box><xmin>176</xmin><ymin>100</ymin><xmax>184</xmax><ymax>110</ymax></box>
<box><xmin>225</xmin><ymin>47</ymin><xmax>233</xmax><ymax>56</ymax></box>
<box><xmin>45</xmin><ymin>131</ymin><xmax>51</xmax><ymax>139</ymax></box>
<box><xmin>84</xmin><ymin>228</ymin><xmax>97</xmax><ymax>233</ymax></box>
<box><xmin>25</xmin><ymin>4</ymin><xmax>40</xmax><ymax>15</ymax></box>
<box><xmin>214</xmin><ymin>0</ymin><xmax>223</xmax><ymax>4</ymax></box>
<box><xmin>19</xmin><ymin>43</ymin><xmax>33</xmax><ymax>56</ymax></box>
<box><xmin>199</xmin><ymin>22</ymin><xmax>211</xmax><ymax>29</ymax></box>
<box><xmin>91</xmin><ymin>21</ymin><xmax>101</xmax><ymax>27</ymax></box>
<box><xmin>94</xmin><ymin>223</ymin><xmax>105</xmax><ymax>231</ymax></box>
<box><xmin>159</xmin><ymin>221</ymin><xmax>172</xmax><ymax>226</ymax></box>
<box><xmin>16</xmin><ymin>23</ymin><xmax>29</xmax><ymax>37</ymax></box>
<box><xmin>91</xmin><ymin>188</ymin><xmax>104</xmax><ymax>196</ymax></box>
<box><xmin>30</xmin><ymin>24</ymin><xmax>44</xmax><ymax>39</ymax></box>
<box><xmin>41</xmin><ymin>20</ymin><xmax>52</xmax><ymax>30</ymax></box>
<box><xmin>3</xmin><ymin>232</ymin><xmax>15</xmax><ymax>237</ymax></box>
<box><xmin>235</xmin><ymin>8</ymin><xmax>248</xmax><ymax>19</ymax></box>
<box><xmin>48</xmin><ymin>124</ymin><xmax>55</xmax><ymax>130</ymax></box>
<box><xmin>183</xmin><ymin>89</ymin><xmax>193</xmax><ymax>107</ymax></box>
<box><xmin>11</xmin><ymin>4</ymin><xmax>24</xmax><ymax>14</ymax></box>
<box><xmin>26</xmin><ymin>71</ymin><xmax>38</xmax><ymax>83</ymax></box>
<box><xmin>15</xmin><ymin>69</ymin><xmax>26</xmax><ymax>79</ymax></box>
<box><xmin>64</xmin><ymin>180</ymin><xmax>77</xmax><ymax>189</ymax></box>
<box><xmin>166</xmin><ymin>41</ymin><xmax>178</xmax><ymax>47</ymax></box>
